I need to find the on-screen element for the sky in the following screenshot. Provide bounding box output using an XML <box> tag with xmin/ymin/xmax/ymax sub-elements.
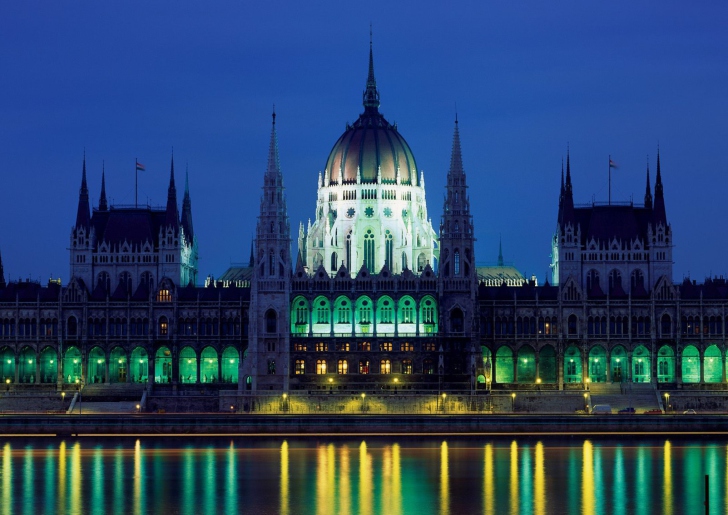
<box><xmin>1</xmin><ymin>2</ymin><xmax>727</xmax><ymax>285</ymax></box>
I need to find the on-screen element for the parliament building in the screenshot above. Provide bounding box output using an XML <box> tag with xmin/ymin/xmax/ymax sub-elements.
<box><xmin>0</xmin><ymin>44</ymin><xmax>724</xmax><ymax>401</ymax></box>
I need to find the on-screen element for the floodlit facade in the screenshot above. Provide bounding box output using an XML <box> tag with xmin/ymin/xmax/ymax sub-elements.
<box><xmin>1</xmin><ymin>43</ymin><xmax>727</xmax><ymax>400</ymax></box>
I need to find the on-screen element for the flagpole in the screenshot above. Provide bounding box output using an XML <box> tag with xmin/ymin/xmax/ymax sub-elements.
<box><xmin>135</xmin><ymin>157</ymin><xmax>138</xmax><ymax>208</ymax></box>
<box><xmin>608</xmin><ymin>154</ymin><xmax>611</xmax><ymax>205</ymax></box>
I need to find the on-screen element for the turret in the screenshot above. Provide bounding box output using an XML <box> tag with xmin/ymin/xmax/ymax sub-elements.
<box><xmin>644</xmin><ymin>159</ymin><xmax>653</xmax><ymax>210</ymax></box>
<box><xmin>165</xmin><ymin>155</ymin><xmax>179</xmax><ymax>228</ymax></box>
<box><xmin>75</xmin><ymin>152</ymin><xmax>91</xmax><ymax>228</ymax></box>
<box><xmin>653</xmin><ymin>149</ymin><xmax>667</xmax><ymax>225</ymax></box>
<box><xmin>99</xmin><ymin>163</ymin><xmax>108</xmax><ymax>211</ymax></box>
<box><xmin>181</xmin><ymin>168</ymin><xmax>194</xmax><ymax>244</ymax></box>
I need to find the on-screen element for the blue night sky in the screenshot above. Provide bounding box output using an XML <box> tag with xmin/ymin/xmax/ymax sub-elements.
<box><xmin>1</xmin><ymin>2</ymin><xmax>727</xmax><ymax>284</ymax></box>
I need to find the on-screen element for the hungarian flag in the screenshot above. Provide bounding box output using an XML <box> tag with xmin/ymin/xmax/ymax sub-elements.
<box><xmin>609</xmin><ymin>159</ymin><xmax>618</xmax><ymax>169</ymax></box>
<box><xmin>136</xmin><ymin>161</ymin><xmax>146</xmax><ymax>172</ymax></box>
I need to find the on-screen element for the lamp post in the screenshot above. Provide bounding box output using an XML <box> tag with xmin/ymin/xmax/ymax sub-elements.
<box><xmin>536</xmin><ymin>377</ymin><xmax>541</xmax><ymax>392</ymax></box>
<box><xmin>282</xmin><ymin>392</ymin><xmax>288</xmax><ymax>412</ymax></box>
<box><xmin>328</xmin><ymin>377</ymin><xmax>333</xmax><ymax>394</ymax></box>
<box><xmin>584</xmin><ymin>392</ymin><xmax>589</xmax><ymax>412</ymax></box>
<box><xmin>441</xmin><ymin>393</ymin><xmax>447</xmax><ymax>413</ymax></box>
<box><xmin>664</xmin><ymin>392</ymin><xmax>670</xmax><ymax>413</ymax></box>
<box><xmin>511</xmin><ymin>392</ymin><xmax>516</xmax><ymax>412</ymax></box>
<box><xmin>5</xmin><ymin>378</ymin><xmax>9</xmax><ymax>393</ymax></box>
<box><xmin>393</xmin><ymin>377</ymin><xmax>399</xmax><ymax>394</ymax></box>
<box><xmin>61</xmin><ymin>391</ymin><xmax>66</xmax><ymax>410</ymax></box>
<box><xmin>75</xmin><ymin>378</ymin><xmax>82</xmax><ymax>415</ymax></box>
<box><xmin>361</xmin><ymin>392</ymin><xmax>366</xmax><ymax>413</ymax></box>
<box><xmin>137</xmin><ymin>404</ymin><xmax>141</xmax><ymax>413</ymax></box>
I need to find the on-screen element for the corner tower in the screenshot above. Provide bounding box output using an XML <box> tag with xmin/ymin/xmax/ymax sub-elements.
<box><xmin>438</xmin><ymin>117</ymin><xmax>477</xmax><ymax>376</ymax></box>
<box><xmin>245</xmin><ymin>111</ymin><xmax>292</xmax><ymax>391</ymax></box>
<box><xmin>302</xmin><ymin>40</ymin><xmax>438</xmax><ymax>276</ymax></box>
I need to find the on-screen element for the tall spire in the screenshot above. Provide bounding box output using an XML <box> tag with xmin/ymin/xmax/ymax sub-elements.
<box><xmin>644</xmin><ymin>157</ymin><xmax>652</xmax><ymax>210</ymax></box>
<box><xmin>99</xmin><ymin>162</ymin><xmax>108</xmax><ymax>211</ymax></box>
<box><xmin>267</xmin><ymin>108</ymin><xmax>281</xmax><ymax>178</ymax></box>
<box><xmin>653</xmin><ymin>146</ymin><xmax>667</xmax><ymax>225</ymax></box>
<box><xmin>362</xmin><ymin>27</ymin><xmax>380</xmax><ymax>113</ymax></box>
<box><xmin>75</xmin><ymin>151</ymin><xmax>91</xmax><ymax>227</ymax></box>
<box><xmin>497</xmin><ymin>236</ymin><xmax>504</xmax><ymax>267</ymax></box>
<box><xmin>181</xmin><ymin>166</ymin><xmax>194</xmax><ymax>243</ymax></box>
<box><xmin>559</xmin><ymin>147</ymin><xmax>575</xmax><ymax>228</ymax></box>
<box><xmin>165</xmin><ymin>153</ymin><xmax>179</xmax><ymax>227</ymax></box>
<box><xmin>448</xmin><ymin>116</ymin><xmax>464</xmax><ymax>177</ymax></box>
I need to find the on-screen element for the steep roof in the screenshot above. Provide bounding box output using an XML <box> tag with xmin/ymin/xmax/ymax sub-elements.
<box><xmin>91</xmin><ymin>207</ymin><xmax>167</xmax><ymax>247</ymax></box>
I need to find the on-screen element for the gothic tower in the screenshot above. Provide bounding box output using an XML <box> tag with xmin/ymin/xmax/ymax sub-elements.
<box><xmin>245</xmin><ymin>111</ymin><xmax>292</xmax><ymax>391</ymax></box>
<box><xmin>551</xmin><ymin>150</ymin><xmax>579</xmax><ymax>285</ymax></box>
<box><xmin>648</xmin><ymin>149</ymin><xmax>673</xmax><ymax>286</ymax></box>
<box><xmin>69</xmin><ymin>153</ymin><xmax>93</xmax><ymax>285</ymax></box>
<box><xmin>438</xmin><ymin>117</ymin><xmax>477</xmax><ymax>377</ymax></box>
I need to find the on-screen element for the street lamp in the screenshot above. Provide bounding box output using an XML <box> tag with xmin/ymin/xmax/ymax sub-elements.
<box><xmin>361</xmin><ymin>392</ymin><xmax>366</xmax><ymax>413</ymax></box>
<box><xmin>328</xmin><ymin>377</ymin><xmax>333</xmax><ymax>394</ymax></box>
<box><xmin>61</xmin><ymin>391</ymin><xmax>66</xmax><ymax>410</ymax></box>
<box><xmin>664</xmin><ymin>392</ymin><xmax>670</xmax><ymax>413</ymax></box>
<box><xmin>536</xmin><ymin>377</ymin><xmax>541</xmax><ymax>392</ymax></box>
<box><xmin>511</xmin><ymin>392</ymin><xmax>516</xmax><ymax>412</ymax></box>
<box><xmin>441</xmin><ymin>393</ymin><xmax>447</xmax><ymax>412</ymax></box>
<box><xmin>394</xmin><ymin>377</ymin><xmax>399</xmax><ymax>394</ymax></box>
<box><xmin>137</xmin><ymin>404</ymin><xmax>141</xmax><ymax>413</ymax></box>
<box><xmin>584</xmin><ymin>392</ymin><xmax>589</xmax><ymax>412</ymax></box>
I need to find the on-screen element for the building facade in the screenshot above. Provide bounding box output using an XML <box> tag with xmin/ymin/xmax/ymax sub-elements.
<box><xmin>1</xmin><ymin>45</ymin><xmax>727</xmax><ymax>397</ymax></box>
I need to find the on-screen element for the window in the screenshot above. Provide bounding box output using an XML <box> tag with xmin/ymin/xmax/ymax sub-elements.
<box><xmin>315</xmin><ymin>342</ymin><xmax>326</xmax><ymax>352</ymax></box>
<box><xmin>337</xmin><ymin>359</ymin><xmax>348</xmax><ymax>374</ymax></box>
<box><xmin>295</xmin><ymin>360</ymin><xmax>305</xmax><ymax>375</ymax></box>
<box><xmin>336</xmin><ymin>342</ymin><xmax>350</xmax><ymax>352</ymax></box>
<box><xmin>380</xmin><ymin>342</ymin><xmax>393</xmax><ymax>352</ymax></box>
<box><xmin>316</xmin><ymin>359</ymin><xmax>327</xmax><ymax>375</ymax></box>
<box><xmin>357</xmin><ymin>342</ymin><xmax>371</xmax><ymax>351</ymax></box>
<box><xmin>402</xmin><ymin>359</ymin><xmax>413</xmax><ymax>374</ymax></box>
<box><xmin>401</xmin><ymin>300</ymin><xmax>414</xmax><ymax>323</ymax></box>
<box><xmin>423</xmin><ymin>359</ymin><xmax>434</xmax><ymax>374</ymax></box>
<box><xmin>359</xmin><ymin>300</ymin><xmax>371</xmax><ymax>324</ymax></box>
<box><xmin>157</xmin><ymin>289</ymin><xmax>172</xmax><ymax>302</ymax></box>
<box><xmin>385</xmin><ymin>230</ymin><xmax>393</xmax><ymax>269</ymax></box>
<box><xmin>359</xmin><ymin>359</ymin><xmax>370</xmax><ymax>374</ymax></box>
<box><xmin>423</xmin><ymin>342</ymin><xmax>436</xmax><ymax>352</ymax></box>
<box><xmin>316</xmin><ymin>301</ymin><xmax>329</xmax><ymax>324</ymax></box>
<box><xmin>159</xmin><ymin>316</ymin><xmax>168</xmax><ymax>336</ymax></box>
<box><xmin>380</xmin><ymin>359</ymin><xmax>391</xmax><ymax>374</ymax></box>
<box><xmin>294</xmin><ymin>343</ymin><xmax>307</xmax><ymax>351</ymax></box>
<box><xmin>422</xmin><ymin>299</ymin><xmax>435</xmax><ymax>324</ymax></box>
<box><xmin>266</xmin><ymin>310</ymin><xmax>277</xmax><ymax>333</ymax></box>
<box><xmin>454</xmin><ymin>250</ymin><xmax>461</xmax><ymax>275</ymax></box>
<box><xmin>364</xmin><ymin>229</ymin><xmax>375</xmax><ymax>270</ymax></box>
<box><xmin>379</xmin><ymin>300</ymin><xmax>393</xmax><ymax>324</ymax></box>
<box><xmin>268</xmin><ymin>359</ymin><xmax>275</xmax><ymax>374</ymax></box>
<box><xmin>401</xmin><ymin>342</ymin><xmax>414</xmax><ymax>352</ymax></box>
<box><xmin>337</xmin><ymin>301</ymin><xmax>350</xmax><ymax>324</ymax></box>
<box><xmin>295</xmin><ymin>300</ymin><xmax>307</xmax><ymax>325</ymax></box>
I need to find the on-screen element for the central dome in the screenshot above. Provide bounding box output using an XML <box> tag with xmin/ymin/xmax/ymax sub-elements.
<box><xmin>323</xmin><ymin>41</ymin><xmax>418</xmax><ymax>186</ymax></box>
<box><xmin>324</xmin><ymin>113</ymin><xmax>418</xmax><ymax>185</ymax></box>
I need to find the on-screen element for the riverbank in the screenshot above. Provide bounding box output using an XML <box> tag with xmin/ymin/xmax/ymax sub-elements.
<box><xmin>2</xmin><ymin>413</ymin><xmax>728</xmax><ymax>436</ymax></box>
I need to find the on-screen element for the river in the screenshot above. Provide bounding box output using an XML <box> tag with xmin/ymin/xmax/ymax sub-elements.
<box><xmin>0</xmin><ymin>436</ymin><xmax>724</xmax><ymax>514</ymax></box>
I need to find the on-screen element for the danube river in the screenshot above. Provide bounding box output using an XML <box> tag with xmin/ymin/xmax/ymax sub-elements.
<box><xmin>0</xmin><ymin>436</ymin><xmax>724</xmax><ymax>514</ymax></box>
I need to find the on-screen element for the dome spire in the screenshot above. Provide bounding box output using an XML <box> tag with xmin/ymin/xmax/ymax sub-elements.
<box><xmin>362</xmin><ymin>26</ymin><xmax>380</xmax><ymax>112</ymax></box>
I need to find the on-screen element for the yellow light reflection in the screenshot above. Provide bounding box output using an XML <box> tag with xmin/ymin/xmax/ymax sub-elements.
<box><xmin>70</xmin><ymin>442</ymin><xmax>81</xmax><ymax>515</ymax></box>
<box><xmin>359</xmin><ymin>442</ymin><xmax>372</xmax><ymax>515</ymax></box>
<box><xmin>392</xmin><ymin>444</ymin><xmax>401</xmax><ymax>515</ymax></box>
<box><xmin>327</xmin><ymin>444</ymin><xmax>336</xmax><ymax>515</ymax></box>
<box><xmin>484</xmin><ymin>444</ymin><xmax>494</xmax><ymax>515</ymax></box>
<box><xmin>582</xmin><ymin>440</ymin><xmax>594</xmax><ymax>515</ymax></box>
<box><xmin>58</xmin><ymin>441</ymin><xmax>66</xmax><ymax>513</ymax></box>
<box><xmin>510</xmin><ymin>440</ymin><xmax>518</xmax><ymax>515</ymax></box>
<box><xmin>663</xmin><ymin>440</ymin><xmax>672</xmax><ymax>515</ymax></box>
<box><xmin>534</xmin><ymin>442</ymin><xmax>545</xmax><ymax>515</ymax></box>
<box><xmin>2</xmin><ymin>443</ymin><xmax>11</xmax><ymax>510</ymax></box>
<box><xmin>134</xmin><ymin>439</ymin><xmax>142</xmax><ymax>515</ymax></box>
<box><xmin>339</xmin><ymin>445</ymin><xmax>351</xmax><ymax>515</ymax></box>
<box><xmin>91</xmin><ymin>448</ymin><xmax>104</xmax><ymax>514</ymax></box>
<box><xmin>316</xmin><ymin>444</ymin><xmax>334</xmax><ymax>515</ymax></box>
<box><xmin>226</xmin><ymin>441</ymin><xmax>237</xmax><ymax>514</ymax></box>
<box><xmin>440</xmin><ymin>440</ymin><xmax>449</xmax><ymax>515</ymax></box>
<box><xmin>280</xmin><ymin>440</ymin><xmax>289</xmax><ymax>515</ymax></box>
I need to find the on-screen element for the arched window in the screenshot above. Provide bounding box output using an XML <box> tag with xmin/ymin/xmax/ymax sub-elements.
<box><xmin>402</xmin><ymin>252</ymin><xmax>408</xmax><ymax>270</ymax></box>
<box><xmin>269</xmin><ymin>250</ymin><xmax>275</xmax><ymax>276</ymax></box>
<box><xmin>316</xmin><ymin>359</ymin><xmax>327</xmax><ymax>374</ymax></box>
<box><xmin>295</xmin><ymin>360</ymin><xmax>305</xmax><ymax>375</ymax></box>
<box><xmin>660</xmin><ymin>314</ymin><xmax>671</xmax><ymax>337</ymax></box>
<box><xmin>265</xmin><ymin>310</ymin><xmax>277</xmax><ymax>333</ymax></box>
<box><xmin>380</xmin><ymin>359</ymin><xmax>391</xmax><ymax>374</ymax></box>
<box><xmin>608</xmin><ymin>269</ymin><xmax>622</xmax><ymax>291</ymax></box>
<box><xmin>568</xmin><ymin>314</ymin><xmax>578</xmax><ymax>336</ymax></box>
<box><xmin>67</xmin><ymin>316</ymin><xmax>78</xmax><ymax>337</ymax></box>
<box><xmin>364</xmin><ymin>229</ymin><xmax>375</xmax><ymax>270</ymax></box>
<box><xmin>454</xmin><ymin>250</ymin><xmax>461</xmax><ymax>275</ymax></box>
<box><xmin>141</xmin><ymin>271</ymin><xmax>154</xmax><ymax>290</ymax></box>
<box><xmin>451</xmin><ymin>308</ymin><xmax>464</xmax><ymax>333</ymax></box>
<box><xmin>119</xmin><ymin>272</ymin><xmax>132</xmax><ymax>293</ymax></box>
<box><xmin>97</xmin><ymin>272</ymin><xmax>110</xmax><ymax>292</ymax></box>
<box><xmin>630</xmin><ymin>269</ymin><xmax>644</xmax><ymax>291</ymax></box>
<box><xmin>417</xmin><ymin>253</ymin><xmax>426</xmax><ymax>272</ymax></box>
<box><xmin>586</xmin><ymin>269</ymin><xmax>599</xmax><ymax>292</ymax></box>
<box><xmin>337</xmin><ymin>359</ymin><xmax>348</xmax><ymax>374</ymax></box>
<box><xmin>330</xmin><ymin>252</ymin><xmax>338</xmax><ymax>272</ymax></box>
<box><xmin>384</xmin><ymin>230</ymin><xmax>393</xmax><ymax>269</ymax></box>
<box><xmin>345</xmin><ymin>231</ymin><xmax>352</xmax><ymax>271</ymax></box>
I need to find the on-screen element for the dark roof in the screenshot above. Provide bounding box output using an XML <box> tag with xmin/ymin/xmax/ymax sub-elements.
<box><xmin>575</xmin><ymin>204</ymin><xmax>652</xmax><ymax>245</ymax></box>
<box><xmin>92</xmin><ymin>206</ymin><xmax>168</xmax><ymax>247</ymax></box>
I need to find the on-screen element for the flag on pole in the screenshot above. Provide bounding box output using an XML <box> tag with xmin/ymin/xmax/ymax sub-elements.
<box><xmin>136</xmin><ymin>161</ymin><xmax>146</xmax><ymax>172</ymax></box>
<box><xmin>609</xmin><ymin>159</ymin><xmax>618</xmax><ymax>169</ymax></box>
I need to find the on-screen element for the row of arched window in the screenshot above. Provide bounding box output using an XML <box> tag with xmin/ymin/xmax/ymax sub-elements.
<box><xmin>0</xmin><ymin>318</ymin><xmax>59</xmax><ymax>338</ymax></box>
<box><xmin>293</xmin><ymin>358</ymin><xmax>433</xmax><ymax>375</ymax></box>
<box><xmin>481</xmin><ymin>313</ymin><xmax>685</xmax><ymax>338</ymax></box>
<box><xmin>586</xmin><ymin>268</ymin><xmax>645</xmax><ymax>292</ymax></box>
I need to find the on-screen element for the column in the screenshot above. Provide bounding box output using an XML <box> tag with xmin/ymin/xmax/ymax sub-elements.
<box><xmin>217</xmin><ymin>352</ymin><xmax>223</xmax><ymax>384</ymax></box>
<box><xmin>626</xmin><ymin>352</ymin><xmax>633</xmax><ymax>383</ymax></box>
<box><xmin>105</xmin><ymin>358</ymin><xmax>110</xmax><ymax>384</ymax></box>
<box><xmin>699</xmin><ymin>348</ymin><xmax>705</xmax><ymax>384</ymax></box>
<box><xmin>35</xmin><ymin>356</ymin><xmax>40</xmax><ymax>384</ymax></box>
<box><xmin>605</xmin><ymin>348</ymin><xmax>612</xmax><ymax>382</ymax></box>
<box><xmin>722</xmin><ymin>349</ymin><xmax>727</xmax><ymax>384</ymax></box>
<box><xmin>196</xmin><ymin>350</ymin><xmax>201</xmax><ymax>384</ymax></box>
<box><xmin>557</xmin><ymin>349</ymin><xmax>564</xmax><ymax>390</ymax></box>
<box><xmin>676</xmin><ymin>350</ymin><xmax>683</xmax><ymax>385</ymax></box>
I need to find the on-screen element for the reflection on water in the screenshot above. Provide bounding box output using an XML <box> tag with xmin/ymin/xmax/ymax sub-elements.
<box><xmin>1</xmin><ymin>436</ymin><xmax>728</xmax><ymax>514</ymax></box>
